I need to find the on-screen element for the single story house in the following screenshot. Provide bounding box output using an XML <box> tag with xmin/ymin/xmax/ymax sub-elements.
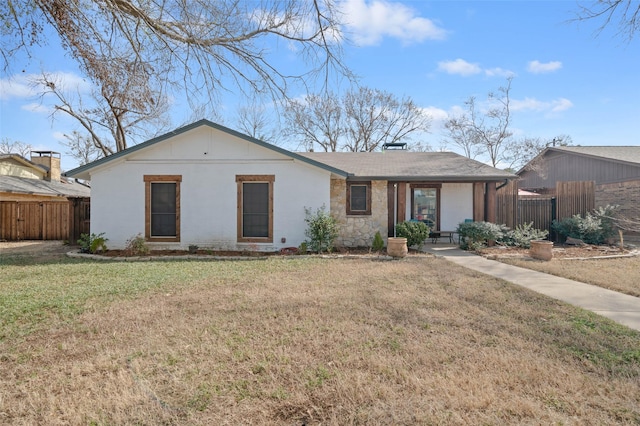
<box><xmin>64</xmin><ymin>120</ymin><xmax>516</xmax><ymax>250</ymax></box>
<box><xmin>1</xmin><ymin>151</ymin><xmax>91</xmax><ymax>240</ymax></box>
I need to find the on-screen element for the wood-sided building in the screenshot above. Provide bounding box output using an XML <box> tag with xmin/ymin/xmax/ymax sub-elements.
<box><xmin>517</xmin><ymin>146</ymin><xmax>640</xmax><ymax>239</ymax></box>
<box><xmin>0</xmin><ymin>152</ymin><xmax>90</xmax><ymax>241</ymax></box>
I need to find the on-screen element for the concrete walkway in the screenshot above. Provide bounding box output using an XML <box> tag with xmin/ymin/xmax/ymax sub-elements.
<box><xmin>423</xmin><ymin>244</ymin><xmax>640</xmax><ymax>332</ymax></box>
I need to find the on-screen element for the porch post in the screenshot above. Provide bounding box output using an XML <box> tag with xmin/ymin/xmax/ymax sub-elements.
<box><xmin>486</xmin><ymin>182</ymin><xmax>497</xmax><ymax>223</ymax></box>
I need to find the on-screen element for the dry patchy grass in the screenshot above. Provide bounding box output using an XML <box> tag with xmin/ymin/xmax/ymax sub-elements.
<box><xmin>493</xmin><ymin>250</ymin><xmax>640</xmax><ymax>298</ymax></box>
<box><xmin>1</xmin><ymin>257</ymin><xmax>640</xmax><ymax>425</ymax></box>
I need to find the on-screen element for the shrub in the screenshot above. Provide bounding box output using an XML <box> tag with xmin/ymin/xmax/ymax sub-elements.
<box><xmin>395</xmin><ymin>220</ymin><xmax>430</xmax><ymax>248</ymax></box>
<box><xmin>501</xmin><ymin>222</ymin><xmax>549</xmax><ymax>248</ymax></box>
<box><xmin>78</xmin><ymin>232</ymin><xmax>108</xmax><ymax>254</ymax></box>
<box><xmin>457</xmin><ymin>221</ymin><xmax>509</xmax><ymax>251</ymax></box>
<box><xmin>298</xmin><ymin>241</ymin><xmax>308</xmax><ymax>254</ymax></box>
<box><xmin>304</xmin><ymin>206</ymin><xmax>338</xmax><ymax>253</ymax></box>
<box><xmin>593</xmin><ymin>204</ymin><xmax>619</xmax><ymax>241</ymax></box>
<box><xmin>552</xmin><ymin>205</ymin><xmax>619</xmax><ymax>245</ymax></box>
<box><xmin>124</xmin><ymin>233</ymin><xmax>150</xmax><ymax>256</ymax></box>
<box><xmin>371</xmin><ymin>231</ymin><xmax>385</xmax><ymax>252</ymax></box>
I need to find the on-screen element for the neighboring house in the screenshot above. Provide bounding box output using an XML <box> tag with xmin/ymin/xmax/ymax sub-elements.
<box><xmin>0</xmin><ymin>151</ymin><xmax>91</xmax><ymax>240</ymax></box>
<box><xmin>64</xmin><ymin>120</ymin><xmax>516</xmax><ymax>250</ymax></box>
<box><xmin>518</xmin><ymin>146</ymin><xmax>640</xmax><ymax>228</ymax></box>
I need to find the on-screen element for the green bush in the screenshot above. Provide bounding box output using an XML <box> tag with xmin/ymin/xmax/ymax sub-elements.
<box><xmin>456</xmin><ymin>221</ymin><xmax>509</xmax><ymax>251</ymax></box>
<box><xmin>501</xmin><ymin>222</ymin><xmax>549</xmax><ymax>248</ymax></box>
<box><xmin>78</xmin><ymin>232</ymin><xmax>108</xmax><ymax>254</ymax></box>
<box><xmin>552</xmin><ymin>205</ymin><xmax>619</xmax><ymax>245</ymax></box>
<box><xmin>395</xmin><ymin>220</ymin><xmax>430</xmax><ymax>248</ymax></box>
<box><xmin>371</xmin><ymin>231</ymin><xmax>385</xmax><ymax>252</ymax></box>
<box><xmin>298</xmin><ymin>241</ymin><xmax>308</xmax><ymax>254</ymax></box>
<box><xmin>304</xmin><ymin>206</ymin><xmax>338</xmax><ymax>253</ymax></box>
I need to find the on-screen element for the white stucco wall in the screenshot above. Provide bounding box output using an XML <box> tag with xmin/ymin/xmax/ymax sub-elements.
<box><xmin>88</xmin><ymin>126</ymin><xmax>333</xmax><ymax>250</ymax></box>
<box><xmin>402</xmin><ymin>182</ymin><xmax>473</xmax><ymax>231</ymax></box>
<box><xmin>440</xmin><ymin>183</ymin><xmax>473</xmax><ymax>231</ymax></box>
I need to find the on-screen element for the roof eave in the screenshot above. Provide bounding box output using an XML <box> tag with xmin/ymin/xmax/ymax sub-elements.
<box><xmin>551</xmin><ymin>147</ymin><xmax>640</xmax><ymax>168</ymax></box>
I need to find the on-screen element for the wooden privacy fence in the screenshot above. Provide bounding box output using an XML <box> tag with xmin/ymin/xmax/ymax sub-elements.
<box><xmin>497</xmin><ymin>181</ymin><xmax>595</xmax><ymax>239</ymax></box>
<box><xmin>518</xmin><ymin>196</ymin><xmax>556</xmax><ymax>238</ymax></box>
<box><xmin>0</xmin><ymin>198</ymin><xmax>90</xmax><ymax>242</ymax></box>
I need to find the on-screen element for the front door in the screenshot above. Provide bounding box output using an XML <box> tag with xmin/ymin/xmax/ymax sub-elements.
<box><xmin>412</xmin><ymin>188</ymin><xmax>436</xmax><ymax>228</ymax></box>
<box><xmin>411</xmin><ymin>185</ymin><xmax>441</xmax><ymax>230</ymax></box>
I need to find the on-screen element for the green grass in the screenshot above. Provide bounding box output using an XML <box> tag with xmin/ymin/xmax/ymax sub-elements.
<box><xmin>1</xmin><ymin>255</ymin><xmax>639</xmax><ymax>424</ymax></box>
<box><xmin>0</xmin><ymin>257</ymin><xmax>302</xmax><ymax>341</ymax></box>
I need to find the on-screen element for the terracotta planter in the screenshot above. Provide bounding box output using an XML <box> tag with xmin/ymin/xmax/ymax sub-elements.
<box><xmin>530</xmin><ymin>240</ymin><xmax>553</xmax><ymax>261</ymax></box>
<box><xmin>387</xmin><ymin>237</ymin><xmax>408</xmax><ymax>258</ymax></box>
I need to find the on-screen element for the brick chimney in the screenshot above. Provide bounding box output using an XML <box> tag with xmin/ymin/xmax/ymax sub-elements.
<box><xmin>30</xmin><ymin>151</ymin><xmax>61</xmax><ymax>182</ymax></box>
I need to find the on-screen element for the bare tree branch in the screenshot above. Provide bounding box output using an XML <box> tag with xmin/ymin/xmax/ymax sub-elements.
<box><xmin>284</xmin><ymin>87</ymin><xmax>431</xmax><ymax>152</ymax></box>
<box><xmin>574</xmin><ymin>0</ymin><xmax>640</xmax><ymax>42</ymax></box>
<box><xmin>1</xmin><ymin>0</ymin><xmax>352</xmax><ymax>156</ymax></box>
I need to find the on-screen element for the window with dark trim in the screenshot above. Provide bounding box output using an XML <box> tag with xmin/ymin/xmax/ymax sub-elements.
<box><xmin>347</xmin><ymin>182</ymin><xmax>371</xmax><ymax>215</ymax></box>
<box><xmin>144</xmin><ymin>175</ymin><xmax>181</xmax><ymax>242</ymax></box>
<box><xmin>236</xmin><ymin>175</ymin><xmax>274</xmax><ymax>242</ymax></box>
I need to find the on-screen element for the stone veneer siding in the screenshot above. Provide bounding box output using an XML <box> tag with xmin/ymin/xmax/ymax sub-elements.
<box><xmin>330</xmin><ymin>179</ymin><xmax>388</xmax><ymax>247</ymax></box>
<box><xmin>596</xmin><ymin>179</ymin><xmax>640</xmax><ymax>240</ymax></box>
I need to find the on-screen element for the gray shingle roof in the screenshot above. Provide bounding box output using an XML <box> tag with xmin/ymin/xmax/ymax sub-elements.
<box><xmin>62</xmin><ymin>120</ymin><xmax>515</xmax><ymax>182</ymax></box>
<box><xmin>552</xmin><ymin>146</ymin><xmax>640</xmax><ymax>165</ymax></box>
<box><xmin>298</xmin><ymin>151</ymin><xmax>515</xmax><ymax>181</ymax></box>
<box><xmin>0</xmin><ymin>176</ymin><xmax>90</xmax><ymax>198</ymax></box>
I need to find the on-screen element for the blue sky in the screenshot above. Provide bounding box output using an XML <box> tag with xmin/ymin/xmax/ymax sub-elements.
<box><xmin>1</xmin><ymin>0</ymin><xmax>639</xmax><ymax>172</ymax></box>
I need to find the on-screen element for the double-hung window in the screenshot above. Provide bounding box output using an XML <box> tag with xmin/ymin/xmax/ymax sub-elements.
<box><xmin>236</xmin><ymin>175</ymin><xmax>274</xmax><ymax>242</ymax></box>
<box><xmin>144</xmin><ymin>175</ymin><xmax>181</xmax><ymax>242</ymax></box>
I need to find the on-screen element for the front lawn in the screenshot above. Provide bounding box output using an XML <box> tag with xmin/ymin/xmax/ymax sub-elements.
<box><xmin>1</xmin><ymin>256</ymin><xmax>639</xmax><ymax>424</ymax></box>
<box><xmin>488</xmin><ymin>249</ymin><xmax>640</xmax><ymax>297</ymax></box>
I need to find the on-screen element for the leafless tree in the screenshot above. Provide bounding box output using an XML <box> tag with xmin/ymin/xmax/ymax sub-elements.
<box><xmin>0</xmin><ymin>138</ymin><xmax>33</xmax><ymax>157</ymax></box>
<box><xmin>235</xmin><ymin>101</ymin><xmax>279</xmax><ymax>145</ymax></box>
<box><xmin>444</xmin><ymin>77</ymin><xmax>516</xmax><ymax>167</ymax></box>
<box><xmin>575</xmin><ymin>0</ymin><xmax>640</xmax><ymax>41</ymax></box>
<box><xmin>33</xmin><ymin>70</ymin><xmax>170</xmax><ymax>156</ymax></box>
<box><xmin>60</xmin><ymin>131</ymin><xmax>103</xmax><ymax>166</ymax></box>
<box><xmin>443</xmin><ymin>114</ymin><xmax>481</xmax><ymax>159</ymax></box>
<box><xmin>284</xmin><ymin>87</ymin><xmax>431</xmax><ymax>152</ymax></box>
<box><xmin>0</xmin><ymin>0</ymin><xmax>349</xmax><ymax>112</ymax></box>
<box><xmin>343</xmin><ymin>87</ymin><xmax>431</xmax><ymax>152</ymax></box>
<box><xmin>284</xmin><ymin>93</ymin><xmax>343</xmax><ymax>151</ymax></box>
<box><xmin>2</xmin><ymin>1</ymin><xmax>350</xmax><ymax>151</ymax></box>
<box><xmin>515</xmin><ymin>134</ymin><xmax>573</xmax><ymax>174</ymax></box>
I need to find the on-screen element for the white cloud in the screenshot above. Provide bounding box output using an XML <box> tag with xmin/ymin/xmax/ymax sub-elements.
<box><xmin>511</xmin><ymin>97</ymin><xmax>573</xmax><ymax>113</ymax></box>
<box><xmin>421</xmin><ymin>106</ymin><xmax>449</xmax><ymax>123</ymax></box>
<box><xmin>527</xmin><ymin>60</ymin><xmax>562</xmax><ymax>74</ymax></box>
<box><xmin>485</xmin><ymin>67</ymin><xmax>515</xmax><ymax>78</ymax></box>
<box><xmin>341</xmin><ymin>0</ymin><xmax>447</xmax><ymax>46</ymax></box>
<box><xmin>0</xmin><ymin>75</ymin><xmax>37</xmax><ymax>100</ymax></box>
<box><xmin>0</xmin><ymin>71</ymin><xmax>91</xmax><ymax>101</ymax></box>
<box><xmin>40</xmin><ymin>71</ymin><xmax>91</xmax><ymax>93</ymax></box>
<box><xmin>21</xmin><ymin>103</ymin><xmax>51</xmax><ymax>114</ymax></box>
<box><xmin>550</xmin><ymin>98</ymin><xmax>573</xmax><ymax>112</ymax></box>
<box><xmin>437</xmin><ymin>59</ymin><xmax>482</xmax><ymax>76</ymax></box>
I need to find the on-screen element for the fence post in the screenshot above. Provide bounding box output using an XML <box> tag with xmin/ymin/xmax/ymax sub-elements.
<box><xmin>550</xmin><ymin>197</ymin><xmax>557</xmax><ymax>242</ymax></box>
